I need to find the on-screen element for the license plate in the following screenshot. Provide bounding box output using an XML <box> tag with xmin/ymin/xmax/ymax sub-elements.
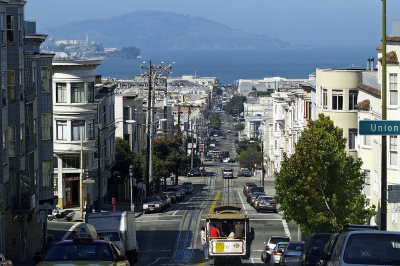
<box><xmin>150</xmin><ymin>208</ymin><xmax>154</xmax><ymax>211</ymax></box>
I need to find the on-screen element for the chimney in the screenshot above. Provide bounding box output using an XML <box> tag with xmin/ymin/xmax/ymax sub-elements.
<box><xmin>371</xmin><ymin>58</ymin><xmax>374</xmax><ymax>71</ymax></box>
<box><xmin>367</xmin><ymin>58</ymin><xmax>371</xmax><ymax>71</ymax></box>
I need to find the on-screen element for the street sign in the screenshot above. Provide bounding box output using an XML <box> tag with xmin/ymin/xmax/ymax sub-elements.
<box><xmin>37</xmin><ymin>211</ymin><xmax>46</xmax><ymax>222</ymax></box>
<box><xmin>359</xmin><ymin>120</ymin><xmax>400</xmax><ymax>135</ymax></box>
<box><xmin>83</xmin><ymin>179</ymin><xmax>95</xmax><ymax>184</ymax></box>
<box><xmin>38</xmin><ymin>204</ymin><xmax>55</xmax><ymax>210</ymax></box>
<box><xmin>388</xmin><ymin>185</ymin><xmax>400</xmax><ymax>203</ymax></box>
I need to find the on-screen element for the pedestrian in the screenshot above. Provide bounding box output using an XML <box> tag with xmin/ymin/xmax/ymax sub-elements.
<box><xmin>210</xmin><ymin>224</ymin><xmax>220</xmax><ymax>238</ymax></box>
<box><xmin>246</xmin><ymin>227</ymin><xmax>255</xmax><ymax>258</ymax></box>
<box><xmin>200</xmin><ymin>226</ymin><xmax>209</xmax><ymax>260</ymax></box>
<box><xmin>234</xmin><ymin>221</ymin><xmax>244</xmax><ymax>238</ymax></box>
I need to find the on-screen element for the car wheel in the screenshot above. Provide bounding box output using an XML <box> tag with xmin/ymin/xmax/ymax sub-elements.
<box><xmin>261</xmin><ymin>252</ymin><xmax>264</xmax><ymax>262</ymax></box>
<box><xmin>256</xmin><ymin>207</ymin><xmax>260</xmax><ymax>212</ymax></box>
<box><xmin>273</xmin><ymin>209</ymin><xmax>278</xmax><ymax>213</ymax></box>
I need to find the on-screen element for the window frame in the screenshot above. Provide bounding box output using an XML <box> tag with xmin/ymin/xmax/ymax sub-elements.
<box><xmin>71</xmin><ymin>120</ymin><xmax>85</xmax><ymax>141</ymax></box>
<box><xmin>332</xmin><ymin>90</ymin><xmax>343</xmax><ymax>111</ymax></box>
<box><xmin>348</xmin><ymin>90</ymin><xmax>358</xmax><ymax>111</ymax></box>
<box><xmin>389</xmin><ymin>135</ymin><xmax>398</xmax><ymax>167</ymax></box>
<box><xmin>6</xmin><ymin>14</ymin><xmax>13</xmax><ymax>45</ymax></box>
<box><xmin>56</xmin><ymin>83</ymin><xmax>67</xmax><ymax>103</ymax></box>
<box><xmin>389</xmin><ymin>73</ymin><xmax>398</xmax><ymax>106</ymax></box>
<box><xmin>71</xmin><ymin>82</ymin><xmax>85</xmax><ymax>103</ymax></box>
<box><xmin>42</xmin><ymin>161</ymin><xmax>52</xmax><ymax>187</ymax></box>
<box><xmin>56</xmin><ymin>120</ymin><xmax>67</xmax><ymax>140</ymax></box>
<box><xmin>7</xmin><ymin>126</ymin><xmax>15</xmax><ymax>157</ymax></box>
<box><xmin>348</xmin><ymin>128</ymin><xmax>357</xmax><ymax>150</ymax></box>
<box><xmin>7</xmin><ymin>70</ymin><xmax>15</xmax><ymax>102</ymax></box>
<box><xmin>42</xmin><ymin>113</ymin><xmax>51</xmax><ymax>140</ymax></box>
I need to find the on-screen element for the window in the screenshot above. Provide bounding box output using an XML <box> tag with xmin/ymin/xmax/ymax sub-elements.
<box><xmin>42</xmin><ymin>113</ymin><xmax>51</xmax><ymax>139</ymax></box>
<box><xmin>6</xmin><ymin>14</ymin><xmax>13</xmax><ymax>45</ymax></box>
<box><xmin>393</xmin><ymin>203</ymin><xmax>399</xmax><ymax>224</ymax></box>
<box><xmin>56</xmin><ymin>83</ymin><xmax>67</xmax><ymax>103</ymax></box>
<box><xmin>348</xmin><ymin>129</ymin><xmax>357</xmax><ymax>149</ymax></box>
<box><xmin>19</xmin><ymin>69</ymin><xmax>23</xmax><ymax>101</ymax></box>
<box><xmin>323</xmin><ymin>89</ymin><xmax>328</xmax><ymax>109</ymax></box>
<box><xmin>349</xmin><ymin>90</ymin><xmax>358</xmax><ymax>110</ymax></box>
<box><xmin>363</xmin><ymin>135</ymin><xmax>371</xmax><ymax>147</ymax></box>
<box><xmin>390</xmin><ymin>136</ymin><xmax>398</xmax><ymax>167</ymax></box>
<box><xmin>71</xmin><ymin>82</ymin><xmax>84</xmax><ymax>103</ymax></box>
<box><xmin>56</xmin><ymin>120</ymin><xmax>67</xmax><ymax>140</ymax></box>
<box><xmin>41</xmin><ymin>67</ymin><xmax>50</xmax><ymax>91</ymax></box>
<box><xmin>88</xmin><ymin>82</ymin><xmax>94</xmax><ymax>102</ymax></box>
<box><xmin>123</xmin><ymin>107</ymin><xmax>131</xmax><ymax>120</ymax></box>
<box><xmin>71</xmin><ymin>120</ymin><xmax>85</xmax><ymax>141</ymax></box>
<box><xmin>62</xmin><ymin>156</ymin><xmax>80</xmax><ymax>169</ymax></box>
<box><xmin>1</xmin><ymin>13</ymin><xmax>5</xmax><ymax>46</ymax></box>
<box><xmin>389</xmin><ymin>73</ymin><xmax>398</xmax><ymax>106</ymax></box>
<box><xmin>88</xmin><ymin>121</ymin><xmax>94</xmax><ymax>140</ymax></box>
<box><xmin>7</xmin><ymin>126</ymin><xmax>14</xmax><ymax>157</ymax></box>
<box><xmin>332</xmin><ymin>90</ymin><xmax>343</xmax><ymax>110</ymax></box>
<box><xmin>7</xmin><ymin>70</ymin><xmax>14</xmax><ymax>101</ymax></box>
<box><xmin>42</xmin><ymin>161</ymin><xmax>52</xmax><ymax>187</ymax></box>
<box><xmin>2</xmin><ymin>131</ymin><xmax>6</xmax><ymax>165</ymax></box>
<box><xmin>20</xmin><ymin>124</ymin><xmax>23</xmax><ymax>153</ymax></box>
<box><xmin>363</xmin><ymin>170</ymin><xmax>370</xmax><ymax>197</ymax></box>
<box><xmin>18</xmin><ymin>14</ymin><xmax>22</xmax><ymax>46</ymax></box>
<box><xmin>1</xmin><ymin>72</ymin><xmax>5</xmax><ymax>106</ymax></box>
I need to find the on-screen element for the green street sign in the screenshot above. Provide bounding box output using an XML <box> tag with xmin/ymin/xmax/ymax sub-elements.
<box><xmin>359</xmin><ymin>120</ymin><xmax>400</xmax><ymax>135</ymax></box>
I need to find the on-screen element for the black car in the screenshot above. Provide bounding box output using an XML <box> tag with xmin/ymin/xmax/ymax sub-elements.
<box><xmin>187</xmin><ymin>168</ymin><xmax>201</xmax><ymax>177</ymax></box>
<box><xmin>299</xmin><ymin>233</ymin><xmax>332</xmax><ymax>266</ymax></box>
<box><xmin>246</xmin><ymin>186</ymin><xmax>264</xmax><ymax>203</ymax></box>
<box><xmin>182</xmin><ymin>182</ymin><xmax>194</xmax><ymax>194</ymax></box>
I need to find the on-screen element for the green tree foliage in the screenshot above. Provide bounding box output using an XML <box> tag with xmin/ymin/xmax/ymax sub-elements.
<box><xmin>239</xmin><ymin>147</ymin><xmax>262</xmax><ymax>170</ymax></box>
<box><xmin>232</xmin><ymin>85</ymin><xmax>238</xmax><ymax>91</ymax></box>
<box><xmin>275</xmin><ymin>114</ymin><xmax>376</xmax><ymax>234</ymax></box>
<box><xmin>152</xmin><ymin>135</ymin><xmax>188</xmax><ymax>190</ymax></box>
<box><xmin>112</xmin><ymin>138</ymin><xmax>143</xmax><ymax>183</ymax></box>
<box><xmin>209</xmin><ymin>112</ymin><xmax>221</xmax><ymax>130</ymax></box>
<box><xmin>235</xmin><ymin>123</ymin><xmax>245</xmax><ymax>131</ymax></box>
<box><xmin>224</xmin><ymin>95</ymin><xmax>246</xmax><ymax>115</ymax></box>
<box><xmin>212</xmin><ymin>86</ymin><xmax>223</xmax><ymax>96</ymax></box>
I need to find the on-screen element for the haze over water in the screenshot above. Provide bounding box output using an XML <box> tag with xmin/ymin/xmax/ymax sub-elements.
<box><xmin>95</xmin><ymin>47</ymin><xmax>378</xmax><ymax>85</ymax></box>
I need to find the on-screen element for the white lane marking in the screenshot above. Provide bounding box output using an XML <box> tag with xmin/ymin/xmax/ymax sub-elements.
<box><xmin>61</xmin><ymin>222</ymin><xmax>82</xmax><ymax>240</ymax></box>
<box><xmin>237</xmin><ymin>191</ymin><xmax>248</xmax><ymax>214</ymax></box>
<box><xmin>282</xmin><ymin>219</ymin><xmax>291</xmax><ymax>238</ymax></box>
<box><xmin>144</xmin><ymin>258</ymin><xmax>160</xmax><ymax>266</ymax></box>
<box><xmin>173</xmin><ymin>206</ymin><xmax>184</xmax><ymax>216</ymax></box>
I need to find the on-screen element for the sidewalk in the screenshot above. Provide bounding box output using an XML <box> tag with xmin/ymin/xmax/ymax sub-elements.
<box><xmin>63</xmin><ymin>201</ymin><xmax>143</xmax><ymax>222</ymax></box>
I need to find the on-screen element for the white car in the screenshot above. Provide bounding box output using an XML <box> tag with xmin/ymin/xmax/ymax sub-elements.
<box><xmin>269</xmin><ymin>242</ymin><xmax>288</xmax><ymax>266</ymax></box>
<box><xmin>222</xmin><ymin>157</ymin><xmax>230</xmax><ymax>163</ymax></box>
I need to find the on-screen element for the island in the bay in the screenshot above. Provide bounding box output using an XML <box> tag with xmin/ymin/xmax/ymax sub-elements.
<box><xmin>40</xmin><ymin>35</ymin><xmax>141</xmax><ymax>59</ymax></box>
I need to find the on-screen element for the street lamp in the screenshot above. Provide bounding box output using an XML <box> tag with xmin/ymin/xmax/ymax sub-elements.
<box><xmin>95</xmin><ymin>119</ymin><xmax>135</xmax><ymax>213</ymax></box>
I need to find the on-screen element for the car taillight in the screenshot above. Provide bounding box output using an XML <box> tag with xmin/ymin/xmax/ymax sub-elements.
<box><xmin>305</xmin><ymin>254</ymin><xmax>310</xmax><ymax>264</ymax></box>
<box><xmin>266</xmin><ymin>245</ymin><xmax>270</xmax><ymax>251</ymax></box>
<box><xmin>271</xmin><ymin>202</ymin><xmax>276</xmax><ymax>205</ymax></box>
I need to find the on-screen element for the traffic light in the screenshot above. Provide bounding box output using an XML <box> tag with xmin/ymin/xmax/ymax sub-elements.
<box><xmin>129</xmin><ymin>165</ymin><xmax>134</xmax><ymax>178</ymax></box>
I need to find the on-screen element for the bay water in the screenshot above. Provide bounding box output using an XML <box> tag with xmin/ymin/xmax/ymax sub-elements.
<box><xmin>94</xmin><ymin>46</ymin><xmax>379</xmax><ymax>85</ymax></box>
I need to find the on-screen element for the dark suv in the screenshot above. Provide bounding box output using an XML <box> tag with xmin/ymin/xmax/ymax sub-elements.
<box><xmin>300</xmin><ymin>233</ymin><xmax>332</xmax><ymax>266</ymax></box>
<box><xmin>246</xmin><ymin>186</ymin><xmax>264</xmax><ymax>203</ymax></box>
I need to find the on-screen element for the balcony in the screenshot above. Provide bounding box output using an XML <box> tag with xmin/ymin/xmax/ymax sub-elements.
<box><xmin>11</xmin><ymin>194</ymin><xmax>36</xmax><ymax>211</ymax></box>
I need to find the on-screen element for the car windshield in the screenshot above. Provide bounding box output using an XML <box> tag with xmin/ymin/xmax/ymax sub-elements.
<box><xmin>167</xmin><ymin>187</ymin><xmax>179</xmax><ymax>192</ymax></box>
<box><xmin>146</xmin><ymin>196</ymin><xmax>160</xmax><ymax>202</ymax></box>
<box><xmin>270</xmin><ymin>237</ymin><xmax>291</xmax><ymax>244</ymax></box>
<box><xmin>97</xmin><ymin>232</ymin><xmax>120</xmax><ymax>242</ymax></box>
<box><xmin>43</xmin><ymin>243</ymin><xmax>114</xmax><ymax>261</ymax></box>
<box><xmin>343</xmin><ymin>233</ymin><xmax>400</xmax><ymax>264</ymax></box>
<box><xmin>259</xmin><ymin>196</ymin><xmax>274</xmax><ymax>202</ymax></box>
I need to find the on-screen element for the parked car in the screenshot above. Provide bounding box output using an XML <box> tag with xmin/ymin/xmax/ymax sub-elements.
<box><xmin>247</xmin><ymin>186</ymin><xmax>264</xmax><ymax>203</ymax></box>
<box><xmin>163</xmin><ymin>191</ymin><xmax>177</xmax><ymax>204</ymax></box>
<box><xmin>300</xmin><ymin>233</ymin><xmax>332</xmax><ymax>266</ymax></box>
<box><xmin>187</xmin><ymin>168</ymin><xmax>201</xmax><ymax>177</ymax></box>
<box><xmin>166</xmin><ymin>186</ymin><xmax>185</xmax><ymax>201</ymax></box>
<box><xmin>280</xmin><ymin>241</ymin><xmax>304</xmax><ymax>266</ymax></box>
<box><xmin>319</xmin><ymin>228</ymin><xmax>400</xmax><ymax>266</ymax></box>
<box><xmin>269</xmin><ymin>242</ymin><xmax>289</xmax><ymax>266</ymax></box>
<box><xmin>249</xmin><ymin>192</ymin><xmax>265</xmax><ymax>207</ymax></box>
<box><xmin>228</xmin><ymin>157</ymin><xmax>236</xmax><ymax>163</ymax></box>
<box><xmin>222</xmin><ymin>157</ymin><xmax>230</xmax><ymax>163</ymax></box>
<box><xmin>182</xmin><ymin>182</ymin><xmax>194</xmax><ymax>195</ymax></box>
<box><xmin>255</xmin><ymin>196</ymin><xmax>278</xmax><ymax>213</ymax></box>
<box><xmin>238</xmin><ymin>168</ymin><xmax>251</xmax><ymax>177</ymax></box>
<box><xmin>143</xmin><ymin>196</ymin><xmax>164</xmax><ymax>213</ymax></box>
<box><xmin>261</xmin><ymin>236</ymin><xmax>291</xmax><ymax>263</ymax></box>
<box><xmin>243</xmin><ymin>183</ymin><xmax>257</xmax><ymax>196</ymax></box>
<box><xmin>155</xmin><ymin>193</ymin><xmax>170</xmax><ymax>208</ymax></box>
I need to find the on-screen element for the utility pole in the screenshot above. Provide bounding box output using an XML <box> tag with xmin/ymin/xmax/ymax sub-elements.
<box><xmin>261</xmin><ymin>140</ymin><xmax>265</xmax><ymax>188</ymax></box>
<box><xmin>145</xmin><ymin>60</ymin><xmax>152</xmax><ymax>198</ymax></box>
<box><xmin>381</xmin><ymin>0</ymin><xmax>387</xmax><ymax>231</ymax></box>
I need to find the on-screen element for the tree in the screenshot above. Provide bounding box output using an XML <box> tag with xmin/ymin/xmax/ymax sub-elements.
<box><xmin>239</xmin><ymin>147</ymin><xmax>262</xmax><ymax>170</ymax></box>
<box><xmin>235</xmin><ymin>123</ymin><xmax>245</xmax><ymax>131</ymax></box>
<box><xmin>275</xmin><ymin>114</ymin><xmax>376</xmax><ymax>235</ymax></box>
<box><xmin>212</xmin><ymin>86</ymin><xmax>223</xmax><ymax>96</ymax></box>
<box><xmin>152</xmin><ymin>135</ymin><xmax>188</xmax><ymax>192</ymax></box>
<box><xmin>111</xmin><ymin>138</ymin><xmax>143</xmax><ymax>183</ymax></box>
<box><xmin>224</xmin><ymin>95</ymin><xmax>246</xmax><ymax>115</ymax></box>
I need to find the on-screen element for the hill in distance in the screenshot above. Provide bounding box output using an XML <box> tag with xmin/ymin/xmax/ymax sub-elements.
<box><xmin>42</xmin><ymin>10</ymin><xmax>305</xmax><ymax>50</ymax></box>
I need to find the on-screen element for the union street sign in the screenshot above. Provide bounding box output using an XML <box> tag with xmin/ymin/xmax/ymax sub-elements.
<box><xmin>359</xmin><ymin>120</ymin><xmax>400</xmax><ymax>135</ymax></box>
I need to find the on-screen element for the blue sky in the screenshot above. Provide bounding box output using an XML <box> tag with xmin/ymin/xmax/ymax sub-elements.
<box><xmin>25</xmin><ymin>0</ymin><xmax>400</xmax><ymax>48</ymax></box>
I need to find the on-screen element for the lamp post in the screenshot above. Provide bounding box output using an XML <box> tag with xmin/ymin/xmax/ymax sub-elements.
<box><xmin>95</xmin><ymin>119</ymin><xmax>135</xmax><ymax>213</ymax></box>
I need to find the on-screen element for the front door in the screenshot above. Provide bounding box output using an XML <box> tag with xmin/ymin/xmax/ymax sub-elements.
<box><xmin>65</xmin><ymin>182</ymin><xmax>72</xmax><ymax>206</ymax></box>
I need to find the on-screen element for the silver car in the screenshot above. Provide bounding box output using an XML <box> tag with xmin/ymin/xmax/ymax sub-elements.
<box><xmin>279</xmin><ymin>241</ymin><xmax>304</xmax><ymax>266</ymax></box>
<box><xmin>269</xmin><ymin>242</ymin><xmax>288</xmax><ymax>266</ymax></box>
<box><xmin>256</xmin><ymin>196</ymin><xmax>278</xmax><ymax>213</ymax></box>
<box><xmin>143</xmin><ymin>196</ymin><xmax>163</xmax><ymax>213</ymax></box>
